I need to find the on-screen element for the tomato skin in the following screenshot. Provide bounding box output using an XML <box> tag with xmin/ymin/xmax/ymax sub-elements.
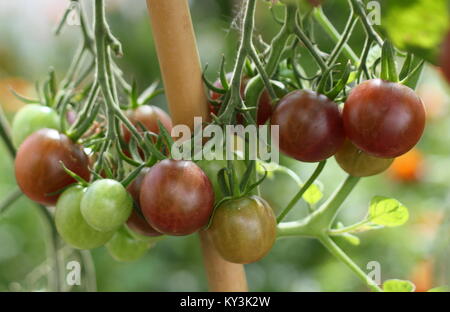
<box><xmin>210</xmin><ymin>74</ymin><xmax>272</xmax><ymax>125</ymax></box>
<box><xmin>441</xmin><ymin>31</ymin><xmax>450</xmax><ymax>83</ymax></box>
<box><xmin>55</xmin><ymin>186</ymin><xmax>114</xmax><ymax>249</ymax></box>
<box><xmin>271</xmin><ymin>90</ymin><xmax>345</xmax><ymax>162</ymax></box>
<box><xmin>12</xmin><ymin>104</ymin><xmax>60</xmax><ymax>147</ymax></box>
<box><xmin>14</xmin><ymin>128</ymin><xmax>90</xmax><ymax>206</ymax></box>
<box><xmin>126</xmin><ymin>169</ymin><xmax>162</xmax><ymax>237</ymax></box>
<box><xmin>122</xmin><ymin>105</ymin><xmax>172</xmax><ymax>144</ymax></box>
<box><xmin>343</xmin><ymin>79</ymin><xmax>425</xmax><ymax>158</ymax></box>
<box><xmin>335</xmin><ymin>139</ymin><xmax>393</xmax><ymax>177</ymax></box>
<box><xmin>81</xmin><ymin>179</ymin><xmax>133</xmax><ymax>232</ymax></box>
<box><xmin>140</xmin><ymin>159</ymin><xmax>215</xmax><ymax>236</ymax></box>
<box><xmin>106</xmin><ymin>226</ymin><xmax>153</xmax><ymax>262</ymax></box>
<box><xmin>207</xmin><ymin>196</ymin><xmax>276</xmax><ymax>264</ymax></box>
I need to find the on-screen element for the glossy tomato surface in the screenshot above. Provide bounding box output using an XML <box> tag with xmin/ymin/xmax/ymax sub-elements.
<box><xmin>55</xmin><ymin>186</ymin><xmax>114</xmax><ymax>250</ymax></box>
<box><xmin>122</xmin><ymin>105</ymin><xmax>172</xmax><ymax>144</ymax></box>
<box><xmin>106</xmin><ymin>226</ymin><xmax>153</xmax><ymax>262</ymax></box>
<box><xmin>210</xmin><ymin>73</ymin><xmax>272</xmax><ymax>125</ymax></box>
<box><xmin>80</xmin><ymin>179</ymin><xmax>133</xmax><ymax>232</ymax></box>
<box><xmin>12</xmin><ymin>104</ymin><xmax>60</xmax><ymax>147</ymax></box>
<box><xmin>140</xmin><ymin>159</ymin><xmax>214</xmax><ymax>236</ymax></box>
<box><xmin>343</xmin><ymin>79</ymin><xmax>425</xmax><ymax>158</ymax></box>
<box><xmin>126</xmin><ymin>168</ymin><xmax>162</xmax><ymax>237</ymax></box>
<box><xmin>335</xmin><ymin>139</ymin><xmax>393</xmax><ymax>177</ymax></box>
<box><xmin>15</xmin><ymin>128</ymin><xmax>90</xmax><ymax>206</ymax></box>
<box><xmin>271</xmin><ymin>90</ymin><xmax>345</xmax><ymax>162</ymax></box>
<box><xmin>207</xmin><ymin>196</ymin><xmax>276</xmax><ymax>264</ymax></box>
<box><xmin>441</xmin><ymin>31</ymin><xmax>450</xmax><ymax>83</ymax></box>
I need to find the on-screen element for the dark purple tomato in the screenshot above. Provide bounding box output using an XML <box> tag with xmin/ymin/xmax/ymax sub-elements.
<box><xmin>207</xmin><ymin>196</ymin><xmax>276</xmax><ymax>264</ymax></box>
<box><xmin>15</xmin><ymin>128</ymin><xmax>90</xmax><ymax>206</ymax></box>
<box><xmin>441</xmin><ymin>31</ymin><xmax>450</xmax><ymax>83</ymax></box>
<box><xmin>343</xmin><ymin>79</ymin><xmax>425</xmax><ymax>158</ymax></box>
<box><xmin>271</xmin><ymin>90</ymin><xmax>345</xmax><ymax>162</ymax></box>
<box><xmin>126</xmin><ymin>168</ymin><xmax>162</xmax><ymax>237</ymax></box>
<box><xmin>140</xmin><ymin>159</ymin><xmax>214</xmax><ymax>236</ymax></box>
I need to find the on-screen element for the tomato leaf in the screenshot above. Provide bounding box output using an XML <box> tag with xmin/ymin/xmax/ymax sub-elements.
<box><xmin>368</xmin><ymin>196</ymin><xmax>409</xmax><ymax>227</ymax></box>
<box><xmin>383</xmin><ymin>279</ymin><xmax>415</xmax><ymax>292</ymax></box>
<box><xmin>380</xmin><ymin>0</ymin><xmax>450</xmax><ymax>64</ymax></box>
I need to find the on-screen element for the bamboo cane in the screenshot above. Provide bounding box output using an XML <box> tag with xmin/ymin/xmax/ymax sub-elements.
<box><xmin>146</xmin><ymin>0</ymin><xmax>248</xmax><ymax>292</ymax></box>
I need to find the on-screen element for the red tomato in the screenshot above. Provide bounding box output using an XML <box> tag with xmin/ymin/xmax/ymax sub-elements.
<box><xmin>140</xmin><ymin>159</ymin><xmax>214</xmax><ymax>236</ymax></box>
<box><xmin>271</xmin><ymin>90</ymin><xmax>345</xmax><ymax>162</ymax></box>
<box><xmin>343</xmin><ymin>79</ymin><xmax>426</xmax><ymax>158</ymax></box>
<box><xmin>126</xmin><ymin>168</ymin><xmax>162</xmax><ymax>237</ymax></box>
<box><xmin>15</xmin><ymin>128</ymin><xmax>90</xmax><ymax>206</ymax></box>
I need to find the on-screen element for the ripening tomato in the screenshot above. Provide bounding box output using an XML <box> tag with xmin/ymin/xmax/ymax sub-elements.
<box><xmin>334</xmin><ymin>139</ymin><xmax>393</xmax><ymax>177</ymax></box>
<box><xmin>441</xmin><ymin>31</ymin><xmax>450</xmax><ymax>83</ymax></box>
<box><xmin>140</xmin><ymin>159</ymin><xmax>214</xmax><ymax>236</ymax></box>
<box><xmin>207</xmin><ymin>196</ymin><xmax>276</xmax><ymax>264</ymax></box>
<box><xmin>388</xmin><ymin>148</ymin><xmax>424</xmax><ymax>182</ymax></box>
<box><xmin>55</xmin><ymin>186</ymin><xmax>114</xmax><ymax>249</ymax></box>
<box><xmin>210</xmin><ymin>73</ymin><xmax>272</xmax><ymax>125</ymax></box>
<box><xmin>15</xmin><ymin>128</ymin><xmax>90</xmax><ymax>206</ymax></box>
<box><xmin>106</xmin><ymin>226</ymin><xmax>153</xmax><ymax>262</ymax></box>
<box><xmin>126</xmin><ymin>169</ymin><xmax>162</xmax><ymax>237</ymax></box>
<box><xmin>81</xmin><ymin>179</ymin><xmax>133</xmax><ymax>232</ymax></box>
<box><xmin>12</xmin><ymin>104</ymin><xmax>60</xmax><ymax>147</ymax></box>
<box><xmin>343</xmin><ymin>79</ymin><xmax>426</xmax><ymax>158</ymax></box>
<box><xmin>122</xmin><ymin>105</ymin><xmax>172</xmax><ymax>144</ymax></box>
<box><xmin>271</xmin><ymin>90</ymin><xmax>345</xmax><ymax>162</ymax></box>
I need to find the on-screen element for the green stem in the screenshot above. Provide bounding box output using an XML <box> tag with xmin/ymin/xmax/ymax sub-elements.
<box><xmin>350</xmin><ymin>0</ymin><xmax>383</xmax><ymax>46</ymax></box>
<box><xmin>313</xmin><ymin>7</ymin><xmax>359</xmax><ymax>64</ymax></box>
<box><xmin>318</xmin><ymin>234</ymin><xmax>383</xmax><ymax>292</ymax></box>
<box><xmin>277</xmin><ymin>160</ymin><xmax>326</xmax><ymax>223</ymax></box>
<box><xmin>0</xmin><ymin>187</ymin><xmax>22</xmax><ymax>214</ymax></box>
<box><xmin>0</xmin><ymin>105</ymin><xmax>16</xmax><ymax>158</ymax></box>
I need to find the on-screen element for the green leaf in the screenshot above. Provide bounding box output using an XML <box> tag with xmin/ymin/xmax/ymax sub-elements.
<box><xmin>383</xmin><ymin>279</ymin><xmax>415</xmax><ymax>292</ymax></box>
<box><xmin>303</xmin><ymin>183</ymin><xmax>323</xmax><ymax>205</ymax></box>
<box><xmin>428</xmin><ymin>286</ymin><xmax>449</xmax><ymax>292</ymax></box>
<box><xmin>380</xmin><ymin>0</ymin><xmax>449</xmax><ymax>64</ymax></box>
<box><xmin>368</xmin><ymin>196</ymin><xmax>409</xmax><ymax>227</ymax></box>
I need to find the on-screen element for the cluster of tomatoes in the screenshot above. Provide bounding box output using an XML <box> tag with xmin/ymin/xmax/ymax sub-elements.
<box><xmin>12</xmin><ymin>102</ymin><xmax>277</xmax><ymax>264</ymax></box>
<box><xmin>271</xmin><ymin>79</ymin><xmax>426</xmax><ymax>177</ymax></box>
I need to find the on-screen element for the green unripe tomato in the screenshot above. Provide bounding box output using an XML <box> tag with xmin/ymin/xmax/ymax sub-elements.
<box><xmin>55</xmin><ymin>186</ymin><xmax>114</xmax><ymax>249</ymax></box>
<box><xmin>106</xmin><ymin>226</ymin><xmax>154</xmax><ymax>262</ymax></box>
<box><xmin>81</xmin><ymin>179</ymin><xmax>133</xmax><ymax>232</ymax></box>
<box><xmin>12</xmin><ymin>104</ymin><xmax>60</xmax><ymax>147</ymax></box>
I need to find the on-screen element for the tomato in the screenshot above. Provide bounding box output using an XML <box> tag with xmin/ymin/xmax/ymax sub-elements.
<box><xmin>11</xmin><ymin>104</ymin><xmax>60</xmax><ymax>147</ymax></box>
<box><xmin>441</xmin><ymin>31</ymin><xmax>450</xmax><ymax>83</ymax></box>
<box><xmin>388</xmin><ymin>148</ymin><xmax>424</xmax><ymax>182</ymax></box>
<box><xmin>122</xmin><ymin>105</ymin><xmax>172</xmax><ymax>144</ymax></box>
<box><xmin>271</xmin><ymin>90</ymin><xmax>345</xmax><ymax>162</ymax></box>
<box><xmin>210</xmin><ymin>73</ymin><xmax>272</xmax><ymax>125</ymax></box>
<box><xmin>55</xmin><ymin>186</ymin><xmax>114</xmax><ymax>249</ymax></box>
<box><xmin>334</xmin><ymin>139</ymin><xmax>393</xmax><ymax>177</ymax></box>
<box><xmin>15</xmin><ymin>128</ymin><xmax>90</xmax><ymax>206</ymax></box>
<box><xmin>80</xmin><ymin>179</ymin><xmax>133</xmax><ymax>232</ymax></box>
<box><xmin>343</xmin><ymin>79</ymin><xmax>426</xmax><ymax>158</ymax></box>
<box><xmin>126</xmin><ymin>169</ymin><xmax>162</xmax><ymax>237</ymax></box>
<box><xmin>140</xmin><ymin>159</ymin><xmax>214</xmax><ymax>236</ymax></box>
<box><xmin>197</xmin><ymin>151</ymin><xmax>246</xmax><ymax>203</ymax></box>
<box><xmin>106</xmin><ymin>226</ymin><xmax>154</xmax><ymax>262</ymax></box>
<box><xmin>207</xmin><ymin>196</ymin><xmax>276</xmax><ymax>264</ymax></box>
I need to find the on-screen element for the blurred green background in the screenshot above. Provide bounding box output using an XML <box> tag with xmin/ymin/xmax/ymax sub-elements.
<box><xmin>0</xmin><ymin>0</ymin><xmax>450</xmax><ymax>292</ymax></box>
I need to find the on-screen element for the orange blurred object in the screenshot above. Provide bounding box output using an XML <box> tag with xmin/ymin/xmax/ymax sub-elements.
<box><xmin>0</xmin><ymin>77</ymin><xmax>34</xmax><ymax>113</ymax></box>
<box><xmin>388</xmin><ymin>148</ymin><xmax>425</xmax><ymax>182</ymax></box>
<box><xmin>410</xmin><ymin>259</ymin><xmax>434</xmax><ymax>292</ymax></box>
